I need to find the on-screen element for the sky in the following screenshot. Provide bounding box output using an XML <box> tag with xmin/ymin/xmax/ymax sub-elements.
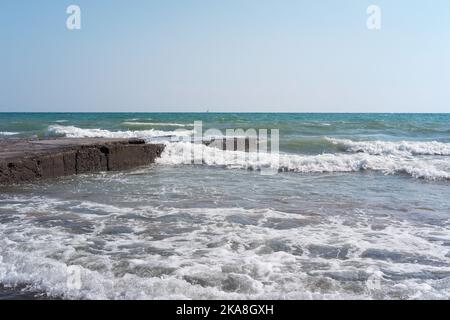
<box><xmin>0</xmin><ymin>0</ymin><xmax>449</xmax><ymax>113</ymax></box>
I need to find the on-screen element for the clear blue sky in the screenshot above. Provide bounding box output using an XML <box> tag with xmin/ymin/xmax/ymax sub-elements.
<box><xmin>0</xmin><ymin>0</ymin><xmax>449</xmax><ymax>112</ymax></box>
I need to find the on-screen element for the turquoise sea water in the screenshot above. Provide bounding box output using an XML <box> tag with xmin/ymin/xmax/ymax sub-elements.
<box><xmin>0</xmin><ymin>113</ymin><xmax>449</xmax><ymax>299</ymax></box>
<box><xmin>1</xmin><ymin>112</ymin><xmax>449</xmax><ymax>140</ymax></box>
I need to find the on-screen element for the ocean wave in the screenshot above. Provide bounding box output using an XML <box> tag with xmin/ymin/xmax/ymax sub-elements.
<box><xmin>327</xmin><ymin>138</ymin><xmax>450</xmax><ymax>156</ymax></box>
<box><xmin>157</xmin><ymin>142</ymin><xmax>450</xmax><ymax>180</ymax></box>
<box><xmin>47</xmin><ymin>125</ymin><xmax>192</xmax><ymax>140</ymax></box>
<box><xmin>0</xmin><ymin>131</ymin><xmax>19</xmax><ymax>136</ymax></box>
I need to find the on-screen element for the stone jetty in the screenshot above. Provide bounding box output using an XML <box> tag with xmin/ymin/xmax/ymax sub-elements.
<box><xmin>0</xmin><ymin>138</ymin><xmax>165</xmax><ymax>184</ymax></box>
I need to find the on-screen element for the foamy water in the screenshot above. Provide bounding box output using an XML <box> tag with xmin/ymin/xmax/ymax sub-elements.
<box><xmin>0</xmin><ymin>113</ymin><xmax>449</xmax><ymax>299</ymax></box>
<box><xmin>157</xmin><ymin>141</ymin><xmax>450</xmax><ymax>180</ymax></box>
<box><xmin>41</xmin><ymin>124</ymin><xmax>450</xmax><ymax>180</ymax></box>
<box><xmin>47</xmin><ymin>125</ymin><xmax>193</xmax><ymax>141</ymax></box>
<box><xmin>1</xmin><ymin>166</ymin><xmax>449</xmax><ymax>300</ymax></box>
<box><xmin>0</xmin><ymin>131</ymin><xmax>19</xmax><ymax>136</ymax></box>
<box><xmin>327</xmin><ymin>138</ymin><xmax>450</xmax><ymax>156</ymax></box>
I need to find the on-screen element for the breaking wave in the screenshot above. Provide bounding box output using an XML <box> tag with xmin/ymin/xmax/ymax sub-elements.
<box><xmin>157</xmin><ymin>142</ymin><xmax>450</xmax><ymax>180</ymax></box>
<box><xmin>42</xmin><ymin>126</ymin><xmax>450</xmax><ymax>180</ymax></box>
<box><xmin>328</xmin><ymin>138</ymin><xmax>450</xmax><ymax>156</ymax></box>
<box><xmin>47</xmin><ymin>125</ymin><xmax>192</xmax><ymax>141</ymax></box>
<box><xmin>0</xmin><ymin>131</ymin><xmax>19</xmax><ymax>136</ymax></box>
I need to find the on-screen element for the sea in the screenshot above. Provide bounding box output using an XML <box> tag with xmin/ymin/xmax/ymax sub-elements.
<box><xmin>0</xmin><ymin>112</ymin><xmax>449</xmax><ymax>299</ymax></box>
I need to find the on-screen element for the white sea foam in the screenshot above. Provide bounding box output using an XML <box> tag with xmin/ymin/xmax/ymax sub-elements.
<box><xmin>0</xmin><ymin>195</ymin><xmax>449</xmax><ymax>300</ymax></box>
<box><xmin>0</xmin><ymin>131</ymin><xmax>19</xmax><ymax>136</ymax></box>
<box><xmin>157</xmin><ymin>142</ymin><xmax>450</xmax><ymax>180</ymax></box>
<box><xmin>47</xmin><ymin>125</ymin><xmax>192</xmax><ymax>140</ymax></box>
<box><xmin>327</xmin><ymin>138</ymin><xmax>450</xmax><ymax>156</ymax></box>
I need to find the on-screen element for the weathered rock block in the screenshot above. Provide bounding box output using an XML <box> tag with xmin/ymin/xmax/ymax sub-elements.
<box><xmin>0</xmin><ymin>138</ymin><xmax>165</xmax><ymax>184</ymax></box>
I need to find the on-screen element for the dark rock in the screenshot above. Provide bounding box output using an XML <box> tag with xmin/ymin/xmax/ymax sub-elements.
<box><xmin>127</xmin><ymin>138</ymin><xmax>146</xmax><ymax>145</ymax></box>
<box><xmin>0</xmin><ymin>138</ymin><xmax>165</xmax><ymax>184</ymax></box>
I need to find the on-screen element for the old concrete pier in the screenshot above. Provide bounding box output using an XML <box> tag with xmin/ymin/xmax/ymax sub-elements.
<box><xmin>0</xmin><ymin>138</ymin><xmax>165</xmax><ymax>184</ymax></box>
